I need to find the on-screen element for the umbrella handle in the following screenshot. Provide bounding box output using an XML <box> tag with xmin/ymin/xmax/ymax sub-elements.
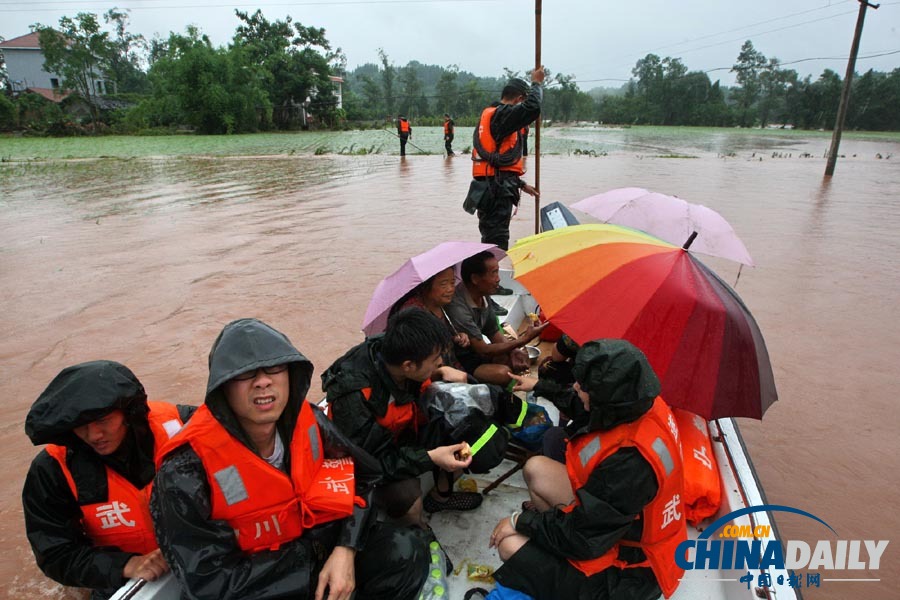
<box><xmin>682</xmin><ymin>231</ymin><xmax>698</xmax><ymax>250</ymax></box>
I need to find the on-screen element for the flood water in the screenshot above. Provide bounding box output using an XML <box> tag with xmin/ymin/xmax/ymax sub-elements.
<box><xmin>1</xmin><ymin>129</ymin><xmax>899</xmax><ymax>599</ymax></box>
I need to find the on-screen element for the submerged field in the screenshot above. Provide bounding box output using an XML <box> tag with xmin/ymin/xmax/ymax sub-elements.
<box><xmin>2</xmin><ymin>125</ymin><xmax>898</xmax><ymax>161</ymax></box>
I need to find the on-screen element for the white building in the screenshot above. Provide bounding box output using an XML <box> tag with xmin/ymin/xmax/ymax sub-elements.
<box><xmin>1</xmin><ymin>31</ymin><xmax>111</xmax><ymax>98</ymax></box>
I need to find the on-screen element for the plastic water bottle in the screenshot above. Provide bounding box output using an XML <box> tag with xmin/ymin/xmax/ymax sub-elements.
<box><xmin>418</xmin><ymin>540</ymin><xmax>450</xmax><ymax>599</ymax></box>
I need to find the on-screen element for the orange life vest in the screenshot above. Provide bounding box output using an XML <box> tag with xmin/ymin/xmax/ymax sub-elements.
<box><xmin>46</xmin><ymin>401</ymin><xmax>184</xmax><ymax>555</ymax></box>
<box><xmin>671</xmin><ymin>408</ymin><xmax>721</xmax><ymax>525</ymax></box>
<box><xmin>159</xmin><ymin>401</ymin><xmax>362</xmax><ymax>553</ymax></box>
<box><xmin>358</xmin><ymin>378</ymin><xmax>431</xmax><ymax>439</ymax></box>
<box><xmin>443</xmin><ymin>120</ymin><xmax>453</xmax><ymax>135</ymax></box>
<box><xmin>399</xmin><ymin>119</ymin><xmax>411</xmax><ymax>134</ymax></box>
<box><xmin>471</xmin><ymin>106</ymin><xmax>524</xmax><ymax>177</ymax></box>
<box><xmin>563</xmin><ymin>397</ymin><xmax>686</xmax><ymax>598</ymax></box>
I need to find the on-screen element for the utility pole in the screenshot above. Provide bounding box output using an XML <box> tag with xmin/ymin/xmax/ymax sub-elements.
<box><xmin>824</xmin><ymin>0</ymin><xmax>879</xmax><ymax>177</ymax></box>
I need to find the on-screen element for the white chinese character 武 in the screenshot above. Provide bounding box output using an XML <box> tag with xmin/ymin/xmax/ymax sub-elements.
<box><xmin>661</xmin><ymin>494</ymin><xmax>682</xmax><ymax>529</ymax></box>
<box><xmin>96</xmin><ymin>501</ymin><xmax>136</xmax><ymax>529</ymax></box>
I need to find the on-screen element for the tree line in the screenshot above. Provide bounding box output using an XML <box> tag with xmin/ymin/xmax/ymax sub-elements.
<box><xmin>1</xmin><ymin>10</ymin><xmax>898</xmax><ymax>134</ymax></box>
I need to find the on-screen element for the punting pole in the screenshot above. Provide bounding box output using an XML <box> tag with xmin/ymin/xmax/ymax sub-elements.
<box><xmin>533</xmin><ymin>0</ymin><xmax>542</xmax><ymax>234</ymax></box>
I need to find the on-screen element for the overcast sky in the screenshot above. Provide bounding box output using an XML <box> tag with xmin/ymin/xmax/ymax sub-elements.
<box><xmin>2</xmin><ymin>0</ymin><xmax>898</xmax><ymax>88</ymax></box>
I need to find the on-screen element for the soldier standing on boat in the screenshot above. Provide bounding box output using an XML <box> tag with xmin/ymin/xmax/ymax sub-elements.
<box><xmin>22</xmin><ymin>361</ymin><xmax>194</xmax><ymax>599</ymax></box>
<box><xmin>397</xmin><ymin>115</ymin><xmax>412</xmax><ymax>156</ymax></box>
<box><xmin>151</xmin><ymin>318</ymin><xmax>428</xmax><ymax>600</ymax></box>
<box><xmin>469</xmin><ymin>67</ymin><xmax>545</xmax><ymax>251</ymax></box>
<box><xmin>490</xmin><ymin>340</ymin><xmax>688</xmax><ymax>600</ymax></box>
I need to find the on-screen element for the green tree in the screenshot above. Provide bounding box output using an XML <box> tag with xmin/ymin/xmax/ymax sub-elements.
<box><xmin>359</xmin><ymin>74</ymin><xmax>384</xmax><ymax>117</ymax></box>
<box><xmin>848</xmin><ymin>68</ymin><xmax>900</xmax><ymax>131</ymax></box>
<box><xmin>378</xmin><ymin>48</ymin><xmax>395</xmax><ymax>115</ymax></box>
<box><xmin>232</xmin><ymin>9</ymin><xmax>336</xmax><ymax>129</ymax></box>
<box><xmin>103</xmin><ymin>9</ymin><xmax>149</xmax><ymax>93</ymax></box>
<box><xmin>0</xmin><ymin>92</ymin><xmax>16</xmax><ymax>130</ymax></box>
<box><xmin>554</xmin><ymin>73</ymin><xmax>579</xmax><ymax>122</ymax></box>
<box><xmin>398</xmin><ymin>64</ymin><xmax>426</xmax><ymax>118</ymax></box>
<box><xmin>145</xmin><ymin>27</ymin><xmax>270</xmax><ymax>134</ymax></box>
<box><xmin>34</xmin><ymin>13</ymin><xmax>114</xmax><ymax>126</ymax></box>
<box><xmin>435</xmin><ymin>65</ymin><xmax>459</xmax><ymax>115</ymax></box>
<box><xmin>0</xmin><ymin>35</ymin><xmax>8</xmax><ymax>90</ymax></box>
<box><xmin>731</xmin><ymin>40</ymin><xmax>767</xmax><ymax>127</ymax></box>
<box><xmin>757</xmin><ymin>59</ymin><xmax>796</xmax><ymax>128</ymax></box>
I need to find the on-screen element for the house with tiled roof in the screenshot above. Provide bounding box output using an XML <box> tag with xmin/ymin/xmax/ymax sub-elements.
<box><xmin>1</xmin><ymin>31</ymin><xmax>111</xmax><ymax>100</ymax></box>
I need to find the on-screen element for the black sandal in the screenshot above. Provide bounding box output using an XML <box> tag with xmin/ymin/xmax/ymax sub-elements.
<box><xmin>423</xmin><ymin>488</ymin><xmax>483</xmax><ymax>513</ymax></box>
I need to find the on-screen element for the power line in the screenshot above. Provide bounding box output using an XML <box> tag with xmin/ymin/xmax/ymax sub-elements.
<box><xmin>574</xmin><ymin>6</ymin><xmax>872</xmax><ymax>86</ymax></box>
<box><xmin>570</xmin><ymin>49</ymin><xmax>900</xmax><ymax>87</ymax></box>
<box><xmin>0</xmin><ymin>0</ymin><xmax>508</xmax><ymax>11</ymax></box>
<box><xmin>605</xmin><ymin>2</ymin><xmax>854</xmax><ymax>64</ymax></box>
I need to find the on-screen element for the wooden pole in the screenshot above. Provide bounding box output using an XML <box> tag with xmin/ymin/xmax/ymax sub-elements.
<box><xmin>824</xmin><ymin>0</ymin><xmax>879</xmax><ymax>177</ymax></box>
<box><xmin>534</xmin><ymin>0</ymin><xmax>542</xmax><ymax>234</ymax></box>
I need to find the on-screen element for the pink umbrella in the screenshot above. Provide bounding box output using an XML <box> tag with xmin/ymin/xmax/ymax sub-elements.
<box><xmin>361</xmin><ymin>241</ymin><xmax>506</xmax><ymax>336</ymax></box>
<box><xmin>571</xmin><ymin>187</ymin><xmax>754</xmax><ymax>266</ymax></box>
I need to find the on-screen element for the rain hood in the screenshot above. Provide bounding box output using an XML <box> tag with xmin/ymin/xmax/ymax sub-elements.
<box><xmin>572</xmin><ymin>339</ymin><xmax>660</xmax><ymax>431</ymax></box>
<box><xmin>25</xmin><ymin>360</ymin><xmax>149</xmax><ymax>448</ymax></box>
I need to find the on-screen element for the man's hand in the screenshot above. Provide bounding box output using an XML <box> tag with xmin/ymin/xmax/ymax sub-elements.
<box><xmin>315</xmin><ymin>545</ymin><xmax>356</xmax><ymax>600</ymax></box>
<box><xmin>453</xmin><ymin>332</ymin><xmax>471</xmax><ymax>348</ymax></box>
<box><xmin>123</xmin><ymin>549</ymin><xmax>169</xmax><ymax>581</ymax></box>
<box><xmin>428</xmin><ymin>443</ymin><xmax>473</xmax><ymax>472</ymax></box>
<box><xmin>521</xmin><ymin>183</ymin><xmax>540</xmax><ymax>198</ymax></box>
<box><xmin>519</xmin><ymin>321</ymin><xmax>549</xmax><ymax>343</ymax></box>
<box><xmin>530</xmin><ymin>65</ymin><xmax>546</xmax><ymax>85</ymax></box>
<box><xmin>508</xmin><ymin>372</ymin><xmax>539</xmax><ymax>393</ymax></box>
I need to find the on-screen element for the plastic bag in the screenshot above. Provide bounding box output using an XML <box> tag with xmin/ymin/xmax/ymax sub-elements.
<box><xmin>484</xmin><ymin>582</ymin><xmax>535</xmax><ymax>600</ymax></box>
<box><xmin>422</xmin><ymin>381</ymin><xmax>496</xmax><ymax>429</ymax></box>
<box><xmin>510</xmin><ymin>403</ymin><xmax>552</xmax><ymax>451</ymax></box>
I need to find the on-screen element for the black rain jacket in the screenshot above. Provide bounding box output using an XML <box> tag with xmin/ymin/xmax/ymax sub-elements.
<box><xmin>497</xmin><ymin>340</ymin><xmax>663</xmax><ymax>598</ymax></box>
<box><xmin>150</xmin><ymin>318</ymin><xmax>381</xmax><ymax>600</ymax></box>
<box><xmin>22</xmin><ymin>360</ymin><xmax>195</xmax><ymax>599</ymax></box>
<box><xmin>321</xmin><ymin>335</ymin><xmax>436</xmax><ymax>483</ymax></box>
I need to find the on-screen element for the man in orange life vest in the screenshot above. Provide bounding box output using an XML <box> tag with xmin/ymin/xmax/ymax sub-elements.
<box><xmin>151</xmin><ymin>318</ymin><xmax>428</xmax><ymax>600</ymax></box>
<box><xmin>470</xmin><ymin>67</ymin><xmax>545</xmax><ymax>251</ymax></box>
<box><xmin>23</xmin><ymin>360</ymin><xmax>194</xmax><ymax>599</ymax></box>
<box><xmin>323</xmin><ymin>308</ymin><xmax>489</xmax><ymax>528</ymax></box>
<box><xmin>397</xmin><ymin>115</ymin><xmax>412</xmax><ymax>156</ymax></box>
<box><xmin>443</xmin><ymin>113</ymin><xmax>455</xmax><ymax>155</ymax></box>
<box><xmin>490</xmin><ymin>340</ymin><xmax>687</xmax><ymax>600</ymax></box>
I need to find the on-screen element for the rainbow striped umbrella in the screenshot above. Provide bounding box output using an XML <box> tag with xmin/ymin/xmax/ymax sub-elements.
<box><xmin>509</xmin><ymin>224</ymin><xmax>777</xmax><ymax>419</ymax></box>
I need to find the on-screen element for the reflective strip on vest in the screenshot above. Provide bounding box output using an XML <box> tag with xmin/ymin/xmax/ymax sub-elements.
<box><xmin>652</xmin><ymin>437</ymin><xmax>674</xmax><ymax>476</ymax></box>
<box><xmin>309</xmin><ymin>425</ymin><xmax>321</xmax><ymax>462</ymax></box>
<box><xmin>579</xmin><ymin>437</ymin><xmax>601</xmax><ymax>470</ymax></box>
<box><xmin>161</xmin><ymin>419</ymin><xmax>182</xmax><ymax>438</ymax></box>
<box><xmin>469</xmin><ymin>424</ymin><xmax>498</xmax><ymax>456</ymax></box>
<box><xmin>214</xmin><ymin>465</ymin><xmax>249</xmax><ymax>506</ymax></box>
<box><xmin>511</xmin><ymin>400</ymin><xmax>528</xmax><ymax>428</ymax></box>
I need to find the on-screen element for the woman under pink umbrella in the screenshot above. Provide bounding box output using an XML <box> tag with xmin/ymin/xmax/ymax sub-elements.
<box><xmin>391</xmin><ymin>267</ymin><xmax>522</xmax><ymax>387</ymax></box>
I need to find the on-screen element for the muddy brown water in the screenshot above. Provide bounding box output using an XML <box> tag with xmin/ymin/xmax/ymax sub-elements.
<box><xmin>2</xmin><ymin>132</ymin><xmax>899</xmax><ymax>599</ymax></box>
